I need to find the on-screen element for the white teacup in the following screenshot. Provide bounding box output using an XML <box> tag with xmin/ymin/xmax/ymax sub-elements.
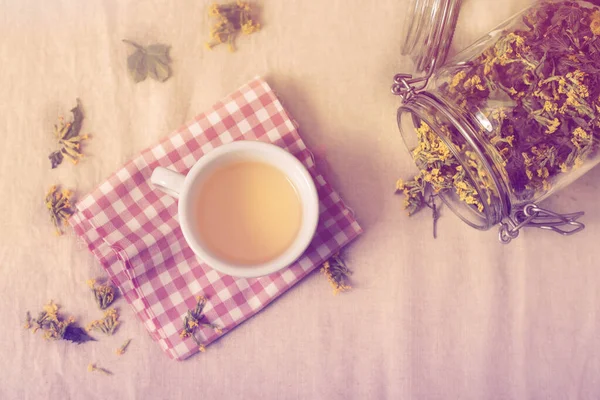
<box><xmin>150</xmin><ymin>141</ymin><xmax>319</xmax><ymax>278</ymax></box>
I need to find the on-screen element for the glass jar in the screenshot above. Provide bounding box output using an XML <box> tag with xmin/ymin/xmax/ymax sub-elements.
<box><xmin>392</xmin><ymin>0</ymin><xmax>600</xmax><ymax>242</ymax></box>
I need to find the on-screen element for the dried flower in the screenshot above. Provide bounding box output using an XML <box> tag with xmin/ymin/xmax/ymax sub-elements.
<box><xmin>87</xmin><ymin>279</ymin><xmax>117</xmax><ymax>309</ymax></box>
<box><xmin>88</xmin><ymin>363</ymin><xmax>112</xmax><ymax>376</ymax></box>
<box><xmin>180</xmin><ymin>296</ymin><xmax>222</xmax><ymax>350</ymax></box>
<box><xmin>116</xmin><ymin>338</ymin><xmax>132</xmax><ymax>356</ymax></box>
<box><xmin>205</xmin><ymin>1</ymin><xmax>261</xmax><ymax>51</ymax></box>
<box><xmin>123</xmin><ymin>40</ymin><xmax>171</xmax><ymax>83</ymax></box>
<box><xmin>24</xmin><ymin>301</ymin><xmax>94</xmax><ymax>344</ymax></box>
<box><xmin>87</xmin><ymin>308</ymin><xmax>120</xmax><ymax>336</ymax></box>
<box><xmin>321</xmin><ymin>254</ymin><xmax>352</xmax><ymax>295</ymax></box>
<box><xmin>46</xmin><ymin>185</ymin><xmax>75</xmax><ymax>236</ymax></box>
<box><xmin>48</xmin><ymin>99</ymin><xmax>90</xmax><ymax>168</ymax></box>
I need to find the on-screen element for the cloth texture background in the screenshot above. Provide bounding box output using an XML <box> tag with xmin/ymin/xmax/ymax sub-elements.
<box><xmin>4</xmin><ymin>0</ymin><xmax>600</xmax><ymax>399</ymax></box>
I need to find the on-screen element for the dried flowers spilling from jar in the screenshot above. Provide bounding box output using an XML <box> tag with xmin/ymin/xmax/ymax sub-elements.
<box><xmin>205</xmin><ymin>1</ymin><xmax>261</xmax><ymax>51</ymax></box>
<box><xmin>24</xmin><ymin>301</ymin><xmax>95</xmax><ymax>344</ymax></box>
<box><xmin>46</xmin><ymin>186</ymin><xmax>75</xmax><ymax>236</ymax></box>
<box><xmin>396</xmin><ymin>122</ymin><xmax>484</xmax><ymax>216</ymax></box>
<box><xmin>48</xmin><ymin>99</ymin><xmax>90</xmax><ymax>169</ymax></box>
<box><xmin>397</xmin><ymin>1</ymin><xmax>600</xmax><ymax>217</ymax></box>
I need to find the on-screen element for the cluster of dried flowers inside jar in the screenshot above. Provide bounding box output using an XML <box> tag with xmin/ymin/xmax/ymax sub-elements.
<box><xmin>398</xmin><ymin>0</ymin><xmax>600</xmax><ymax>216</ymax></box>
<box><xmin>396</xmin><ymin>121</ymin><xmax>487</xmax><ymax>215</ymax></box>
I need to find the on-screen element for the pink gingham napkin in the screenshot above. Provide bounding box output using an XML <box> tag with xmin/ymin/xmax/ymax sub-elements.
<box><xmin>69</xmin><ymin>77</ymin><xmax>362</xmax><ymax>360</ymax></box>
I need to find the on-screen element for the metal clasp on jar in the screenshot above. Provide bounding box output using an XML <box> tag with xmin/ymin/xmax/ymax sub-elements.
<box><xmin>498</xmin><ymin>204</ymin><xmax>585</xmax><ymax>244</ymax></box>
<box><xmin>391</xmin><ymin>73</ymin><xmax>430</xmax><ymax>102</ymax></box>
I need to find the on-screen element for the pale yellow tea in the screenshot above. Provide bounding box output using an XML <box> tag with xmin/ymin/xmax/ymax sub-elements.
<box><xmin>194</xmin><ymin>161</ymin><xmax>302</xmax><ymax>265</ymax></box>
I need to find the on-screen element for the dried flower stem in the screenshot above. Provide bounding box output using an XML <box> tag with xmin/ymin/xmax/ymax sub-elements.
<box><xmin>180</xmin><ymin>296</ymin><xmax>223</xmax><ymax>352</ymax></box>
<box><xmin>88</xmin><ymin>363</ymin><xmax>113</xmax><ymax>376</ymax></box>
<box><xmin>116</xmin><ymin>338</ymin><xmax>132</xmax><ymax>356</ymax></box>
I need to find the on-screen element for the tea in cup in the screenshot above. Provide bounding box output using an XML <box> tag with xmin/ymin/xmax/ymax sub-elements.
<box><xmin>150</xmin><ymin>141</ymin><xmax>319</xmax><ymax>278</ymax></box>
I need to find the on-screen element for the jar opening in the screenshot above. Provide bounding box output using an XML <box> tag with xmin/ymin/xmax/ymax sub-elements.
<box><xmin>401</xmin><ymin>0</ymin><xmax>462</xmax><ymax>74</ymax></box>
<box><xmin>397</xmin><ymin>93</ymin><xmax>508</xmax><ymax>230</ymax></box>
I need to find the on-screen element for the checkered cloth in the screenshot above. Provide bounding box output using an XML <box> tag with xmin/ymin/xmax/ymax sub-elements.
<box><xmin>69</xmin><ymin>77</ymin><xmax>362</xmax><ymax>360</ymax></box>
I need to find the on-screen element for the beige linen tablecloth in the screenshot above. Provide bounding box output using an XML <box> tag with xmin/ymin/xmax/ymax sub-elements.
<box><xmin>4</xmin><ymin>0</ymin><xmax>600</xmax><ymax>399</ymax></box>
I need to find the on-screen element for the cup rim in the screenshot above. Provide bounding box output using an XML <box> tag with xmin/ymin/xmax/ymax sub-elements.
<box><xmin>178</xmin><ymin>141</ymin><xmax>319</xmax><ymax>278</ymax></box>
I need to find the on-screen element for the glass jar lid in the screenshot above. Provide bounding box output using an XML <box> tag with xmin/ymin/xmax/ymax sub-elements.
<box><xmin>401</xmin><ymin>0</ymin><xmax>462</xmax><ymax>75</ymax></box>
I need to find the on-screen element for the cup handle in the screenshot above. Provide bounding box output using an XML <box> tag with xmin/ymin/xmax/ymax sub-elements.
<box><xmin>151</xmin><ymin>167</ymin><xmax>185</xmax><ymax>199</ymax></box>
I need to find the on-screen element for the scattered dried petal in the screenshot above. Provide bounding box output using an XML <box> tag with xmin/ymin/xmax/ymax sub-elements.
<box><xmin>205</xmin><ymin>2</ymin><xmax>261</xmax><ymax>51</ymax></box>
<box><xmin>87</xmin><ymin>308</ymin><xmax>120</xmax><ymax>336</ymax></box>
<box><xmin>48</xmin><ymin>100</ymin><xmax>90</xmax><ymax>168</ymax></box>
<box><xmin>46</xmin><ymin>185</ymin><xmax>75</xmax><ymax>236</ymax></box>
<box><xmin>321</xmin><ymin>254</ymin><xmax>352</xmax><ymax>295</ymax></box>
<box><xmin>87</xmin><ymin>279</ymin><xmax>117</xmax><ymax>309</ymax></box>
<box><xmin>24</xmin><ymin>301</ymin><xmax>94</xmax><ymax>344</ymax></box>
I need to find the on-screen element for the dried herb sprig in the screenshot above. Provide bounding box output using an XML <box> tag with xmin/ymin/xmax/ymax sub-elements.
<box><xmin>123</xmin><ymin>40</ymin><xmax>171</xmax><ymax>83</ymax></box>
<box><xmin>321</xmin><ymin>254</ymin><xmax>352</xmax><ymax>295</ymax></box>
<box><xmin>24</xmin><ymin>301</ymin><xmax>95</xmax><ymax>344</ymax></box>
<box><xmin>180</xmin><ymin>296</ymin><xmax>222</xmax><ymax>351</ymax></box>
<box><xmin>88</xmin><ymin>363</ymin><xmax>112</xmax><ymax>376</ymax></box>
<box><xmin>116</xmin><ymin>338</ymin><xmax>132</xmax><ymax>356</ymax></box>
<box><xmin>45</xmin><ymin>185</ymin><xmax>75</xmax><ymax>236</ymax></box>
<box><xmin>205</xmin><ymin>1</ymin><xmax>261</xmax><ymax>51</ymax></box>
<box><xmin>87</xmin><ymin>279</ymin><xmax>117</xmax><ymax>309</ymax></box>
<box><xmin>86</xmin><ymin>308</ymin><xmax>120</xmax><ymax>336</ymax></box>
<box><xmin>49</xmin><ymin>99</ymin><xmax>90</xmax><ymax>168</ymax></box>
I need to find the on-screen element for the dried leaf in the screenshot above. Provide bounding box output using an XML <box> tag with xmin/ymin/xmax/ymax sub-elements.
<box><xmin>64</xmin><ymin>99</ymin><xmax>84</xmax><ymax>140</ymax></box>
<box><xmin>63</xmin><ymin>326</ymin><xmax>95</xmax><ymax>344</ymax></box>
<box><xmin>146</xmin><ymin>44</ymin><xmax>170</xmax><ymax>64</ymax></box>
<box><xmin>147</xmin><ymin>57</ymin><xmax>170</xmax><ymax>82</ymax></box>
<box><xmin>127</xmin><ymin>49</ymin><xmax>148</xmax><ymax>83</ymax></box>
<box><xmin>49</xmin><ymin>151</ymin><xmax>64</xmax><ymax>169</ymax></box>
<box><xmin>123</xmin><ymin>40</ymin><xmax>172</xmax><ymax>83</ymax></box>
